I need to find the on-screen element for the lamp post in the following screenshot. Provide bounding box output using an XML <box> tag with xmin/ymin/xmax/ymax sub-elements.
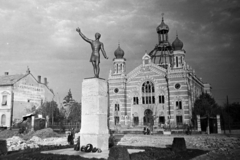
<box><xmin>165</xmin><ymin>65</ymin><xmax>171</xmax><ymax>129</ymax></box>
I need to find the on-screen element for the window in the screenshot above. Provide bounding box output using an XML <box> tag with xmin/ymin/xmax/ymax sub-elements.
<box><xmin>2</xmin><ymin>95</ymin><xmax>7</xmax><ymax>106</ymax></box>
<box><xmin>114</xmin><ymin>116</ymin><xmax>119</xmax><ymax>125</ymax></box>
<box><xmin>159</xmin><ymin>116</ymin><xmax>165</xmax><ymax>124</ymax></box>
<box><xmin>176</xmin><ymin>56</ymin><xmax>178</xmax><ymax>67</ymax></box>
<box><xmin>159</xmin><ymin>95</ymin><xmax>165</xmax><ymax>104</ymax></box>
<box><xmin>176</xmin><ymin>116</ymin><xmax>183</xmax><ymax>125</ymax></box>
<box><xmin>1</xmin><ymin>114</ymin><xmax>6</xmax><ymax>126</ymax></box>
<box><xmin>114</xmin><ymin>88</ymin><xmax>119</xmax><ymax>93</ymax></box>
<box><xmin>175</xmin><ymin>83</ymin><xmax>181</xmax><ymax>89</ymax></box>
<box><xmin>133</xmin><ymin>117</ymin><xmax>139</xmax><ymax>126</ymax></box>
<box><xmin>133</xmin><ymin>97</ymin><xmax>139</xmax><ymax>105</ymax></box>
<box><xmin>142</xmin><ymin>81</ymin><xmax>155</xmax><ymax>104</ymax></box>
<box><xmin>115</xmin><ymin>104</ymin><xmax>119</xmax><ymax>111</ymax></box>
<box><xmin>176</xmin><ymin>100</ymin><xmax>182</xmax><ymax>110</ymax></box>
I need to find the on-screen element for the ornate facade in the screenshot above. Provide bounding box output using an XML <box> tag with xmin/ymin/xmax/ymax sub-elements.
<box><xmin>108</xmin><ymin>17</ymin><xmax>211</xmax><ymax>130</ymax></box>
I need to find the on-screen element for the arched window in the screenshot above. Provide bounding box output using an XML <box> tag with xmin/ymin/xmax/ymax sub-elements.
<box><xmin>142</xmin><ymin>81</ymin><xmax>155</xmax><ymax>104</ymax></box>
<box><xmin>159</xmin><ymin>95</ymin><xmax>165</xmax><ymax>104</ymax></box>
<box><xmin>176</xmin><ymin>56</ymin><xmax>179</xmax><ymax>67</ymax></box>
<box><xmin>1</xmin><ymin>114</ymin><xmax>6</xmax><ymax>126</ymax></box>
<box><xmin>115</xmin><ymin>104</ymin><xmax>120</xmax><ymax>111</ymax></box>
<box><xmin>133</xmin><ymin>97</ymin><xmax>139</xmax><ymax>105</ymax></box>
<box><xmin>176</xmin><ymin>100</ymin><xmax>182</xmax><ymax>110</ymax></box>
<box><xmin>114</xmin><ymin>116</ymin><xmax>119</xmax><ymax>125</ymax></box>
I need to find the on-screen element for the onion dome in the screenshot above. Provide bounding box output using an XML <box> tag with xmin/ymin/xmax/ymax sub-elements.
<box><xmin>172</xmin><ymin>35</ymin><xmax>183</xmax><ymax>51</ymax></box>
<box><xmin>114</xmin><ymin>44</ymin><xmax>124</xmax><ymax>59</ymax></box>
<box><xmin>156</xmin><ymin>16</ymin><xmax>169</xmax><ymax>34</ymax></box>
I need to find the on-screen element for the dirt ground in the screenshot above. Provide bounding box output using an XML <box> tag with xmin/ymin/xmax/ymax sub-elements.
<box><xmin>115</xmin><ymin>133</ymin><xmax>240</xmax><ymax>160</ymax></box>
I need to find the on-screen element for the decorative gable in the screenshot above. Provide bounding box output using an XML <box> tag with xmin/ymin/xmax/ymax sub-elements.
<box><xmin>142</xmin><ymin>53</ymin><xmax>151</xmax><ymax>66</ymax></box>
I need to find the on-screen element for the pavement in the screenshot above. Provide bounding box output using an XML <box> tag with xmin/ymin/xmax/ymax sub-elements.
<box><xmin>42</xmin><ymin>148</ymin><xmax>145</xmax><ymax>159</ymax></box>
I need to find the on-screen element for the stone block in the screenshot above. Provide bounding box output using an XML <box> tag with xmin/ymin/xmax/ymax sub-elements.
<box><xmin>172</xmin><ymin>137</ymin><xmax>186</xmax><ymax>152</ymax></box>
<box><xmin>108</xmin><ymin>146</ymin><xmax>130</xmax><ymax>160</ymax></box>
<box><xmin>0</xmin><ymin>140</ymin><xmax>7</xmax><ymax>155</ymax></box>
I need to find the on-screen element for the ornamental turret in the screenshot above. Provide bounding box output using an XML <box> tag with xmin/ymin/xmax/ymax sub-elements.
<box><xmin>113</xmin><ymin>44</ymin><xmax>126</xmax><ymax>75</ymax></box>
<box><xmin>172</xmin><ymin>34</ymin><xmax>186</xmax><ymax>69</ymax></box>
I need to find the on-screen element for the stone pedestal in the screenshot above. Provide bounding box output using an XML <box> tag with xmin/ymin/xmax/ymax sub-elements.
<box><xmin>80</xmin><ymin>78</ymin><xmax>109</xmax><ymax>151</ymax></box>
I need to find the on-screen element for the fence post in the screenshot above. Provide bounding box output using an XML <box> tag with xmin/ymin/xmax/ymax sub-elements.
<box><xmin>197</xmin><ymin>115</ymin><xmax>201</xmax><ymax>132</ymax></box>
<box><xmin>217</xmin><ymin>115</ymin><xmax>221</xmax><ymax>134</ymax></box>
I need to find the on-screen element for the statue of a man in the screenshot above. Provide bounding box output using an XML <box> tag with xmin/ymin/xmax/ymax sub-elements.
<box><xmin>76</xmin><ymin>27</ymin><xmax>108</xmax><ymax>78</ymax></box>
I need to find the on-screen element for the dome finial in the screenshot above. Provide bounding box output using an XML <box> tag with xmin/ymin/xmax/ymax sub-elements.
<box><xmin>114</xmin><ymin>42</ymin><xmax>125</xmax><ymax>59</ymax></box>
<box><xmin>161</xmin><ymin>13</ymin><xmax>164</xmax><ymax>22</ymax></box>
<box><xmin>176</xmin><ymin>30</ymin><xmax>178</xmax><ymax>37</ymax></box>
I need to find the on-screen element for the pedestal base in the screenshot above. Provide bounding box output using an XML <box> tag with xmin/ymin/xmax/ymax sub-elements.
<box><xmin>80</xmin><ymin>133</ymin><xmax>109</xmax><ymax>151</ymax></box>
<box><xmin>80</xmin><ymin>78</ymin><xmax>109</xmax><ymax>151</ymax></box>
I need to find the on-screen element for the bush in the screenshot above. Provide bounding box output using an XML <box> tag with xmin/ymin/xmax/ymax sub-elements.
<box><xmin>34</xmin><ymin>119</ymin><xmax>46</xmax><ymax>131</ymax></box>
<box><xmin>18</xmin><ymin>118</ymin><xmax>31</xmax><ymax>134</ymax></box>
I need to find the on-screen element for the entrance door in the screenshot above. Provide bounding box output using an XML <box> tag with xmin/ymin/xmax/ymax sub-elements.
<box><xmin>143</xmin><ymin>109</ymin><xmax>153</xmax><ymax>126</ymax></box>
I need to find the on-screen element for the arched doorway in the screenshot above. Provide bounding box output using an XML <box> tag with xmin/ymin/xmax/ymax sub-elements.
<box><xmin>143</xmin><ymin>109</ymin><xmax>153</xmax><ymax>126</ymax></box>
<box><xmin>1</xmin><ymin>114</ymin><xmax>6</xmax><ymax>126</ymax></box>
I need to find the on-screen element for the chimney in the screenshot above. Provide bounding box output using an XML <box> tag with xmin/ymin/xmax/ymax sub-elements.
<box><xmin>4</xmin><ymin>72</ymin><xmax>9</xmax><ymax>76</ymax></box>
<box><xmin>26</xmin><ymin>67</ymin><xmax>30</xmax><ymax>74</ymax></box>
<box><xmin>44</xmin><ymin>78</ymin><xmax>47</xmax><ymax>85</ymax></box>
<box><xmin>38</xmin><ymin>76</ymin><xmax>41</xmax><ymax>83</ymax></box>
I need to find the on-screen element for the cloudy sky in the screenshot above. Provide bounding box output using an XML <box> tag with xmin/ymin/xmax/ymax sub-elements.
<box><xmin>0</xmin><ymin>0</ymin><xmax>239</xmax><ymax>105</ymax></box>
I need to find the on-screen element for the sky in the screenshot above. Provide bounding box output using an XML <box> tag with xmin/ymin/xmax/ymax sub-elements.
<box><xmin>0</xmin><ymin>0</ymin><xmax>239</xmax><ymax>106</ymax></box>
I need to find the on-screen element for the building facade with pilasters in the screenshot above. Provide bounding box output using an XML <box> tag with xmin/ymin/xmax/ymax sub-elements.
<box><xmin>108</xmin><ymin>17</ymin><xmax>211</xmax><ymax>131</ymax></box>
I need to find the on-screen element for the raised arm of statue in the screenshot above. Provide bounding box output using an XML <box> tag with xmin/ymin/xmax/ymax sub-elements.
<box><xmin>76</xmin><ymin>27</ymin><xmax>92</xmax><ymax>44</ymax></box>
<box><xmin>101</xmin><ymin>43</ymin><xmax>108</xmax><ymax>59</ymax></box>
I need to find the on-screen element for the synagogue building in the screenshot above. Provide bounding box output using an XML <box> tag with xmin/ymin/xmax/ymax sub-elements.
<box><xmin>108</xmin><ymin>17</ymin><xmax>211</xmax><ymax>131</ymax></box>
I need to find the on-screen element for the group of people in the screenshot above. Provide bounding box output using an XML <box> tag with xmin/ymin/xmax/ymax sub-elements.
<box><xmin>142</xmin><ymin>123</ymin><xmax>193</xmax><ymax>135</ymax></box>
<box><xmin>143</xmin><ymin>127</ymin><xmax>151</xmax><ymax>135</ymax></box>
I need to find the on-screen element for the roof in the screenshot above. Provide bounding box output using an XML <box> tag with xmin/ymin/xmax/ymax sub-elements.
<box><xmin>0</xmin><ymin>74</ymin><xmax>26</xmax><ymax>86</ymax></box>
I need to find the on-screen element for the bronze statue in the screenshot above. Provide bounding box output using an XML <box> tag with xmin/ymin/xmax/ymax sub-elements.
<box><xmin>76</xmin><ymin>27</ymin><xmax>108</xmax><ymax>78</ymax></box>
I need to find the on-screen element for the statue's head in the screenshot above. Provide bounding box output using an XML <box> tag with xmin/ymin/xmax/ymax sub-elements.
<box><xmin>95</xmin><ymin>33</ymin><xmax>101</xmax><ymax>39</ymax></box>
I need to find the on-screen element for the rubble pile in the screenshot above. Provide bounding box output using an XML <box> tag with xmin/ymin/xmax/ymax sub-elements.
<box><xmin>6</xmin><ymin>136</ymin><xmax>68</xmax><ymax>152</ymax></box>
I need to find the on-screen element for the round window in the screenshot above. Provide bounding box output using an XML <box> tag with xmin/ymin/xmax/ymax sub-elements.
<box><xmin>114</xmin><ymin>88</ymin><xmax>119</xmax><ymax>93</ymax></box>
<box><xmin>175</xmin><ymin>83</ymin><xmax>181</xmax><ymax>89</ymax></box>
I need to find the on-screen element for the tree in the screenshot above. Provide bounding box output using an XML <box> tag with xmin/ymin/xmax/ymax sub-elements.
<box><xmin>62</xmin><ymin>89</ymin><xmax>76</xmax><ymax>119</ymax></box>
<box><xmin>61</xmin><ymin>89</ymin><xmax>82</xmax><ymax>123</ymax></box>
<box><xmin>192</xmin><ymin>93</ymin><xmax>221</xmax><ymax>134</ymax></box>
<box><xmin>193</xmin><ymin>93</ymin><xmax>220</xmax><ymax>118</ymax></box>
<box><xmin>224</xmin><ymin>102</ymin><xmax>240</xmax><ymax>123</ymax></box>
<box><xmin>67</xmin><ymin>102</ymin><xmax>81</xmax><ymax>123</ymax></box>
<box><xmin>36</xmin><ymin>101</ymin><xmax>64</xmax><ymax>123</ymax></box>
